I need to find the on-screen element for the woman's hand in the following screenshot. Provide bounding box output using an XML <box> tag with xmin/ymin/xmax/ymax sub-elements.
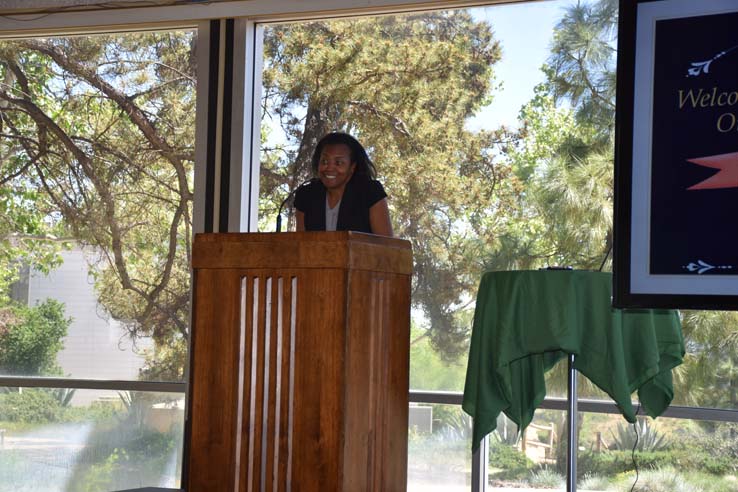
<box><xmin>369</xmin><ymin>198</ymin><xmax>393</xmax><ymax>237</ymax></box>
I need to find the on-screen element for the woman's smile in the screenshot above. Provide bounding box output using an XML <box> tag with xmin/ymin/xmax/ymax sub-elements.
<box><xmin>318</xmin><ymin>143</ymin><xmax>356</xmax><ymax>192</ymax></box>
<box><xmin>295</xmin><ymin>131</ymin><xmax>393</xmax><ymax>237</ymax></box>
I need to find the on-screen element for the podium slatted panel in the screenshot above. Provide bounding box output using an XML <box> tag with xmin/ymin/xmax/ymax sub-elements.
<box><xmin>233</xmin><ymin>277</ymin><xmax>248</xmax><ymax>492</ymax></box>
<box><xmin>372</xmin><ymin>277</ymin><xmax>390</xmax><ymax>492</ymax></box>
<box><xmin>282</xmin><ymin>276</ymin><xmax>297</xmax><ymax>492</ymax></box>
<box><xmin>289</xmin><ymin>269</ymin><xmax>346</xmax><ymax>491</ymax></box>
<box><xmin>189</xmin><ymin>233</ymin><xmax>411</xmax><ymax>492</ymax></box>
<box><xmin>189</xmin><ymin>270</ymin><xmax>243</xmax><ymax>490</ymax></box>
<box><xmin>271</xmin><ymin>277</ymin><xmax>297</xmax><ymax>492</ymax></box>
<box><xmin>234</xmin><ymin>274</ymin><xmax>297</xmax><ymax>492</ymax></box>
<box><xmin>366</xmin><ymin>278</ymin><xmax>386</xmax><ymax>492</ymax></box>
<box><xmin>342</xmin><ymin>271</ymin><xmax>409</xmax><ymax>492</ymax></box>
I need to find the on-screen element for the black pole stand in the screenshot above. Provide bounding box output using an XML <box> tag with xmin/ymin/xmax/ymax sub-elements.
<box><xmin>567</xmin><ymin>353</ymin><xmax>578</xmax><ymax>492</ymax></box>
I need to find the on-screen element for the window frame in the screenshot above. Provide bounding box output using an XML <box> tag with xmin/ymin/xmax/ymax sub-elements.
<box><xmin>1</xmin><ymin>2</ymin><xmax>737</xmax><ymax>491</ymax></box>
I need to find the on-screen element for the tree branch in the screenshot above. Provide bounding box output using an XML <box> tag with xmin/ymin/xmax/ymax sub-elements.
<box><xmin>17</xmin><ymin>39</ymin><xmax>193</xmax><ymax>203</ymax></box>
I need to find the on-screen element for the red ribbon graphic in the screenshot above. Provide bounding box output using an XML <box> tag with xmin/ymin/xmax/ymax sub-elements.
<box><xmin>686</xmin><ymin>151</ymin><xmax>738</xmax><ymax>190</ymax></box>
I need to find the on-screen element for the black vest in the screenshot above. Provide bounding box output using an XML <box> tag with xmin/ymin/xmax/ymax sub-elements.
<box><xmin>295</xmin><ymin>178</ymin><xmax>385</xmax><ymax>233</ymax></box>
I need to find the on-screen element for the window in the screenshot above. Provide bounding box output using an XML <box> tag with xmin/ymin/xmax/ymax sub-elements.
<box><xmin>0</xmin><ymin>387</ymin><xmax>184</xmax><ymax>491</ymax></box>
<box><xmin>256</xmin><ymin>1</ymin><xmax>738</xmax><ymax>490</ymax></box>
<box><xmin>1</xmin><ymin>1</ymin><xmax>737</xmax><ymax>490</ymax></box>
<box><xmin>0</xmin><ymin>28</ymin><xmax>196</xmax><ymax>490</ymax></box>
<box><xmin>259</xmin><ymin>10</ymin><xmax>505</xmax><ymax>394</ymax></box>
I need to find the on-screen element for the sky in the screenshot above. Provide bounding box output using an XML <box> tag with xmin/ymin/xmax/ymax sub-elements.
<box><xmin>467</xmin><ymin>0</ymin><xmax>572</xmax><ymax>130</ymax></box>
<box><xmin>262</xmin><ymin>0</ymin><xmax>576</xmax><ymax>145</ymax></box>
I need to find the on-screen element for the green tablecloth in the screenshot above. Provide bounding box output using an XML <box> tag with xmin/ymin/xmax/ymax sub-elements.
<box><xmin>462</xmin><ymin>270</ymin><xmax>684</xmax><ymax>452</ymax></box>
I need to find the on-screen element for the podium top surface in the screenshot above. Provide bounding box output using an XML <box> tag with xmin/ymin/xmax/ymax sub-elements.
<box><xmin>193</xmin><ymin>231</ymin><xmax>412</xmax><ymax>274</ymax></box>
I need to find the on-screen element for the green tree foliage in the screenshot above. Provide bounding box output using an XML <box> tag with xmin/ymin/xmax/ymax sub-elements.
<box><xmin>526</xmin><ymin>0</ymin><xmax>738</xmax><ymax>410</ymax></box>
<box><xmin>0</xmin><ymin>15</ymin><xmax>517</xmax><ymax>371</ymax></box>
<box><xmin>0</xmin><ymin>32</ymin><xmax>196</xmax><ymax>379</ymax></box>
<box><xmin>0</xmin><ymin>1</ymin><xmax>730</xmax><ymax>403</ymax></box>
<box><xmin>0</xmin><ymin>388</ymin><xmax>65</xmax><ymax>422</ymax></box>
<box><xmin>0</xmin><ymin>298</ymin><xmax>70</xmax><ymax>376</ymax></box>
<box><xmin>261</xmin><ymin>12</ymin><xmax>519</xmax><ymax>360</ymax></box>
<box><xmin>498</xmin><ymin>0</ymin><xmax>618</xmax><ymax>272</ymax></box>
<box><xmin>487</xmin><ymin>0</ymin><xmax>618</xmax><ymax>274</ymax></box>
<box><xmin>0</xmin><ymin>177</ymin><xmax>65</xmax><ymax>304</ymax></box>
<box><xmin>498</xmin><ymin>85</ymin><xmax>612</xmax><ymax>272</ymax></box>
<box><xmin>485</xmin><ymin>0</ymin><xmax>628</xmax><ymax>399</ymax></box>
<box><xmin>674</xmin><ymin>310</ymin><xmax>738</xmax><ymax>411</ymax></box>
<box><xmin>409</xmin><ymin>322</ymin><xmax>467</xmax><ymax>391</ymax></box>
<box><xmin>547</xmin><ymin>0</ymin><xmax>618</xmax><ymax>148</ymax></box>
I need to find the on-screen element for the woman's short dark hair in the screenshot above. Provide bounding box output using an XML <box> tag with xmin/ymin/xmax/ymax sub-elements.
<box><xmin>311</xmin><ymin>132</ymin><xmax>377</xmax><ymax>180</ymax></box>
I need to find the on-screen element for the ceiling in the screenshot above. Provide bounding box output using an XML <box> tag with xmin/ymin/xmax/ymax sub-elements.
<box><xmin>0</xmin><ymin>0</ymin><xmax>234</xmax><ymax>15</ymax></box>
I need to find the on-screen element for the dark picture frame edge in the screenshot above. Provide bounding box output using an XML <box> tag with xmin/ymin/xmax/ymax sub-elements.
<box><xmin>613</xmin><ymin>0</ymin><xmax>738</xmax><ymax>310</ymax></box>
<box><xmin>613</xmin><ymin>0</ymin><xmax>638</xmax><ymax>308</ymax></box>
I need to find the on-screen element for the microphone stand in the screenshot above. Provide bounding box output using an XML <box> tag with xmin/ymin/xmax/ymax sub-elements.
<box><xmin>275</xmin><ymin>179</ymin><xmax>314</xmax><ymax>232</ymax></box>
<box><xmin>275</xmin><ymin>195</ymin><xmax>290</xmax><ymax>232</ymax></box>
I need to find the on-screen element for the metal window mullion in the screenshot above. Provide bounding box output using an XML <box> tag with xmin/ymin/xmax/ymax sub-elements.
<box><xmin>409</xmin><ymin>390</ymin><xmax>465</xmax><ymax>405</ymax></box>
<box><xmin>234</xmin><ymin>19</ymin><xmax>264</xmax><ymax>233</ymax></box>
<box><xmin>408</xmin><ymin>391</ymin><xmax>738</xmax><ymax>423</ymax></box>
<box><xmin>0</xmin><ymin>376</ymin><xmax>185</xmax><ymax>394</ymax></box>
<box><xmin>537</xmin><ymin>397</ymin><xmax>738</xmax><ymax>423</ymax></box>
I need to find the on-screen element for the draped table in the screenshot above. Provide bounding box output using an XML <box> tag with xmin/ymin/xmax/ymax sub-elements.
<box><xmin>462</xmin><ymin>270</ymin><xmax>684</xmax><ymax>489</ymax></box>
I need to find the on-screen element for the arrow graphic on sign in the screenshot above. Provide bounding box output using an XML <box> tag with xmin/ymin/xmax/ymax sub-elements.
<box><xmin>686</xmin><ymin>151</ymin><xmax>738</xmax><ymax>190</ymax></box>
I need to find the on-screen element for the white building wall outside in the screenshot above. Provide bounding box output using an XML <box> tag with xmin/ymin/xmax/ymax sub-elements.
<box><xmin>27</xmin><ymin>247</ymin><xmax>152</xmax><ymax>404</ymax></box>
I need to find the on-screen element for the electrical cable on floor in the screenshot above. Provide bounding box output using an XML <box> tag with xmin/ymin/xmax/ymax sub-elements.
<box><xmin>630</xmin><ymin>404</ymin><xmax>641</xmax><ymax>492</ymax></box>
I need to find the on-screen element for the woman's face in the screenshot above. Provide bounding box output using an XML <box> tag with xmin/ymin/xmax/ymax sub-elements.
<box><xmin>318</xmin><ymin>143</ymin><xmax>356</xmax><ymax>192</ymax></box>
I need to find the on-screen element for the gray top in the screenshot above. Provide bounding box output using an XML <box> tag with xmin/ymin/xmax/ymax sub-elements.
<box><xmin>325</xmin><ymin>197</ymin><xmax>341</xmax><ymax>231</ymax></box>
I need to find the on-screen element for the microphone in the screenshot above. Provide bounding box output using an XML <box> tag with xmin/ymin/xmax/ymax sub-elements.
<box><xmin>275</xmin><ymin>178</ymin><xmax>317</xmax><ymax>232</ymax></box>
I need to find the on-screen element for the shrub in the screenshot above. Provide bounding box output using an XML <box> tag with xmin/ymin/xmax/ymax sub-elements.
<box><xmin>0</xmin><ymin>389</ymin><xmax>65</xmax><ymax>423</ymax></box>
<box><xmin>72</xmin><ymin>428</ymin><xmax>180</xmax><ymax>491</ymax></box>
<box><xmin>609</xmin><ymin>466</ymin><xmax>738</xmax><ymax>492</ymax></box>
<box><xmin>65</xmin><ymin>400</ymin><xmax>123</xmax><ymax>423</ymax></box>
<box><xmin>491</xmin><ymin>414</ymin><xmax>520</xmax><ymax>446</ymax></box>
<box><xmin>609</xmin><ymin>419</ymin><xmax>669</xmax><ymax>452</ymax></box>
<box><xmin>527</xmin><ymin>467</ymin><xmax>565</xmax><ymax>488</ymax></box>
<box><xmin>488</xmin><ymin>441</ymin><xmax>533</xmax><ymax>480</ymax></box>
<box><xmin>407</xmin><ymin>433</ymin><xmax>468</xmax><ymax>476</ymax></box>
<box><xmin>432</xmin><ymin>405</ymin><xmax>473</xmax><ymax>440</ymax></box>
<box><xmin>0</xmin><ymin>299</ymin><xmax>71</xmax><ymax>376</ymax></box>
<box><xmin>583</xmin><ymin>448</ymin><xmax>736</xmax><ymax>478</ymax></box>
<box><xmin>587</xmin><ymin>450</ymin><xmax>685</xmax><ymax>476</ymax></box>
<box><xmin>625</xmin><ymin>467</ymin><xmax>696</xmax><ymax>492</ymax></box>
<box><xmin>685</xmin><ymin>425</ymin><xmax>738</xmax><ymax>475</ymax></box>
<box><xmin>578</xmin><ymin>473</ymin><xmax>612</xmax><ymax>491</ymax></box>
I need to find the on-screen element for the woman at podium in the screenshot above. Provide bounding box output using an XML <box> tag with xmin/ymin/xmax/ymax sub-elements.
<box><xmin>294</xmin><ymin>132</ymin><xmax>393</xmax><ymax>236</ymax></box>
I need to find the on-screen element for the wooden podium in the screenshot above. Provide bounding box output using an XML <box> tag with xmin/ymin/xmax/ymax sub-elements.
<box><xmin>186</xmin><ymin>232</ymin><xmax>412</xmax><ymax>492</ymax></box>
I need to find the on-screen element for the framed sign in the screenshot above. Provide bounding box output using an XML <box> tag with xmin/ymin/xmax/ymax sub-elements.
<box><xmin>614</xmin><ymin>0</ymin><xmax>738</xmax><ymax>309</ymax></box>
